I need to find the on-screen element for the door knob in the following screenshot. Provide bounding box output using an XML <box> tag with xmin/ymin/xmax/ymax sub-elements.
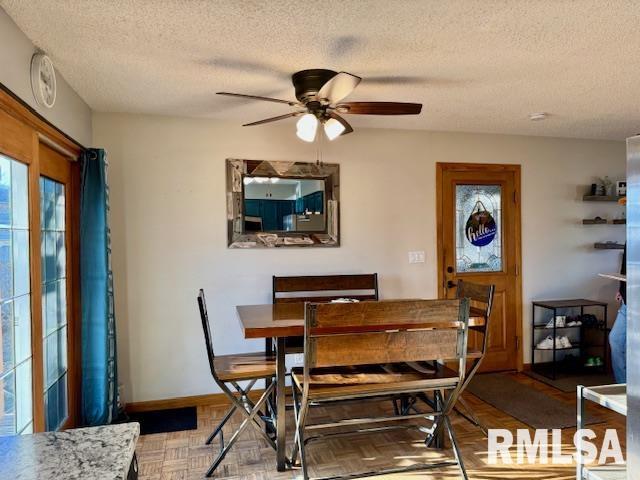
<box><xmin>447</xmin><ymin>266</ymin><xmax>454</xmax><ymax>273</ymax></box>
<box><xmin>447</xmin><ymin>280</ymin><xmax>458</xmax><ymax>288</ymax></box>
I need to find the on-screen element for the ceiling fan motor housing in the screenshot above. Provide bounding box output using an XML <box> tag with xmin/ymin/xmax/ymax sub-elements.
<box><xmin>292</xmin><ymin>69</ymin><xmax>337</xmax><ymax>104</ymax></box>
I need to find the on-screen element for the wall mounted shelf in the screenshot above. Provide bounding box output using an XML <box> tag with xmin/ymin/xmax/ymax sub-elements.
<box><xmin>582</xmin><ymin>219</ymin><xmax>626</xmax><ymax>225</ymax></box>
<box><xmin>582</xmin><ymin>195</ymin><xmax>623</xmax><ymax>202</ymax></box>
<box><xmin>594</xmin><ymin>242</ymin><xmax>625</xmax><ymax>250</ymax></box>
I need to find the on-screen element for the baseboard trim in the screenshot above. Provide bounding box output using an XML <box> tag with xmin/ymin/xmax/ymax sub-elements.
<box><xmin>125</xmin><ymin>388</ymin><xmax>278</xmax><ymax>413</ymax></box>
<box><xmin>126</xmin><ymin>392</ymin><xmax>232</xmax><ymax>413</ymax></box>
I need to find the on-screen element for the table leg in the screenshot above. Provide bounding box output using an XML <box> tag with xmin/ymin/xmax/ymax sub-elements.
<box><xmin>265</xmin><ymin>338</ymin><xmax>275</xmax><ymax>436</ymax></box>
<box><xmin>430</xmin><ymin>390</ymin><xmax>444</xmax><ymax>448</ymax></box>
<box><xmin>276</xmin><ymin>337</ymin><xmax>287</xmax><ymax>471</ymax></box>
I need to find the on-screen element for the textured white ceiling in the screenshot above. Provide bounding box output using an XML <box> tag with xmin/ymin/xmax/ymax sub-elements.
<box><xmin>3</xmin><ymin>0</ymin><xmax>640</xmax><ymax>140</ymax></box>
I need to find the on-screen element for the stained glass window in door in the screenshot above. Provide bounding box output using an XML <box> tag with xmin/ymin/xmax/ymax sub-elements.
<box><xmin>455</xmin><ymin>184</ymin><xmax>502</xmax><ymax>273</ymax></box>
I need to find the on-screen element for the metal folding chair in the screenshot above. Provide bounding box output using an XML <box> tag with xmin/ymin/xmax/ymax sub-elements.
<box><xmin>453</xmin><ymin>280</ymin><xmax>495</xmax><ymax>436</ymax></box>
<box><xmin>197</xmin><ymin>289</ymin><xmax>277</xmax><ymax>477</ymax></box>
<box><xmin>289</xmin><ymin>298</ymin><xmax>471</xmax><ymax>480</ymax></box>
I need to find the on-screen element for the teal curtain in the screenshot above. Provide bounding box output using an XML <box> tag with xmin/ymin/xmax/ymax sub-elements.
<box><xmin>80</xmin><ymin>149</ymin><xmax>118</xmax><ymax>425</ymax></box>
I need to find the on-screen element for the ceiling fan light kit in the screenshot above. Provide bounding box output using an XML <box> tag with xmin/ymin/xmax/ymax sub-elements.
<box><xmin>296</xmin><ymin>113</ymin><xmax>319</xmax><ymax>142</ymax></box>
<box><xmin>218</xmin><ymin>68</ymin><xmax>422</xmax><ymax>141</ymax></box>
<box><xmin>324</xmin><ymin>117</ymin><xmax>346</xmax><ymax>140</ymax></box>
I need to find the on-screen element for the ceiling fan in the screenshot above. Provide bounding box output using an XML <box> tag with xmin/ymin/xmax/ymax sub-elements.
<box><xmin>217</xmin><ymin>69</ymin><xmax>422</xmax><ymax>142</ymax></box>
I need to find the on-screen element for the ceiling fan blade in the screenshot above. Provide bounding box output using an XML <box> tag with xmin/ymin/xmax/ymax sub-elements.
<box><xmin>327</xmin><ymin>112</ymin><xmax>353</xmax><ymax>135</ymax></box>
<box><xmin>217</xmin><ymin>92</ymin><xmax>300</xmax><ymax>106</ymax></box>
<box><xmin>242</xmin><ymin>112</ymin><xmax>301</xmax><ymax>127</ymax></box>
<box><xmin>335</xmin><ymin>102</ymin><xmax>422</xmax><ymax>115</ymax></box>
<box><xmin>317</xmin><ymin>72</ymin><xmax>361</xmax><ymax>104</ymax></box>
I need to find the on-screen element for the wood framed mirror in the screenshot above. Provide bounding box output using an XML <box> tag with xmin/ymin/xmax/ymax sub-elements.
<box><xmin>226</xmin><ymin>159</ymin><xmax>340</xmax><ymax>248</ymax></box>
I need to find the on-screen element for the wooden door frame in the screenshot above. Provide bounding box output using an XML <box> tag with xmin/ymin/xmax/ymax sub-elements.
<box><xmin>436</xmin><ymin>162</ymin><xmax>524</xmax><ymax>371</ymax></box>
<box><xmin>0</xmin><ymin>86</ymin><xmax>83</xmax><ymax>431</ymax></box>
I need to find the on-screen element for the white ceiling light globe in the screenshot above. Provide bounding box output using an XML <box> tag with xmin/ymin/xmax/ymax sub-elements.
<box><xmin>296</xmin><ymin>113</ymin><xmax>318</xmax><ymax>142</ymax></box>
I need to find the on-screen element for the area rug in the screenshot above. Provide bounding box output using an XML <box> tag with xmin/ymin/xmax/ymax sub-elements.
<box><xmin>128</xmin><ymin>407</ymin><xmax>198</xmax><ymax>435</ymax></box>
<box><xmin>467</xmin><ymin>373</ymin><xmax>602</xmax><ymax>429</ymax></box>
<box><xmin>524</xmin><ymin>370</ymin><xmax>616</xmax><ymax>393</ymax></box>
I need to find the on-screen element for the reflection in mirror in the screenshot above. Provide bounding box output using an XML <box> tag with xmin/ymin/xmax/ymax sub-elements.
<box><xmin>243</xmin><ymin>177</ymin><xmax>325</xmax><ymax>233</ymax></box>
<box><xmin>227</xmin><ymin>159</ymin><xmax>339</xmax><ymax>248</ymax></box>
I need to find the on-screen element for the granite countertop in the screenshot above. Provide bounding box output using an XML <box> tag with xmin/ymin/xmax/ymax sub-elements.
<box><xmin>0</xmin><ymin>422</ymin><xmax>139</xmax><ymax>480</ymax></box>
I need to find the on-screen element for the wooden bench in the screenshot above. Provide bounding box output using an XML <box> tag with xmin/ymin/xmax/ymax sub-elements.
<box><xmin>290</xmin><ymin>298</ymin><xmax>471</xmax><ymax>480</ymax></box>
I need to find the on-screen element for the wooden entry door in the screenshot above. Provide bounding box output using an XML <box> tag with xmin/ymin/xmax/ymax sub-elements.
<box><xmin>437</xmin><ymin>163</ymin><xmax>522</xmax><ymax>372</ymax></box>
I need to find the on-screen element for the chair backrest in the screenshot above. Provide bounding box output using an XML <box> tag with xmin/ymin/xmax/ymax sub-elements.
<box><xmin>197</xmin><ymin>289</ymin><xmax>216</xmax><ymax>377</ymax></box>
<box><xmin>272</xmin><ymin>273</ymin><xmax>379</xmax><ymax>304</ymax></box>
<box><xmin>456</xmin><ymin>280</ymin><xmax>495</xmax><ymax>319</ymax></box>
<box><xmin>456</xmin><ymin>280</ymin><xmax>495</xmax><ymax>357</ymax></box>
<box><xmin>303</xmin><ymin>298</ymin><xmax>470</xmax><ymax>375</ymax></box>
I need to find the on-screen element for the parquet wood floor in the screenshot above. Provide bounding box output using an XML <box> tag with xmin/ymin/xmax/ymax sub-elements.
<box><xmin>136</xmin><ymin>373</ymin><xmax>625</xmax><ymax>479</ymax></box>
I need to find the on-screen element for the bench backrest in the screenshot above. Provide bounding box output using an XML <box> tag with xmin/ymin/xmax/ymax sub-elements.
<box><xmin>273</xmin><ymin>273</ymin><xmax>379</xmax><ymax>304</ymax></box>
<box><xmin>303</xmin><ymin>298</ymin><xmax>469</xmax><ymax>370</ymax></box>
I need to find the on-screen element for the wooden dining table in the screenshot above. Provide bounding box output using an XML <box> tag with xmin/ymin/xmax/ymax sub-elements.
<box><xmin>236</xmin><ymin>301</ymin><xmax>486</xmax><ymax>471</ymax></box>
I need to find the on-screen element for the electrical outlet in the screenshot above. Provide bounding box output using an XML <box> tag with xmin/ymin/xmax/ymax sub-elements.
<box><xmin>408</xmin><ymin>251</ymin><xmax>426</xmax><ymax>264</ymax></box>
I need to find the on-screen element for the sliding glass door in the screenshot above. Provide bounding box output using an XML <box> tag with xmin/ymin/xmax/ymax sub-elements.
<box><xmin>0</xmin><ymin>90</ymin><xmax>81</xmax><ymax>435</ymax></box>
<box><xmin>39</xmin><ymin>144</ymin><xmax>75</xmax><ymax>432</ymax></box>
<box><xmin>0</xmin><ymin>154</ymin><xmax>33</xmax><ymax>435</ymax></box>
<box><xmin>40</xmin><ymin>176</ymin><xmax>68</xmax><ymax>430</ymax></box>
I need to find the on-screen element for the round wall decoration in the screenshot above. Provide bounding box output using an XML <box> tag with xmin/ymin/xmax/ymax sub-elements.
<box><xmin>465</xmin><ymin>201</ymin><xmax>497</xmax><ymax>247</ymax></box>
<box><xmin>30</xmin><ymin>52</ymin><xmax>57</xmax><ymax>109</ymax></box>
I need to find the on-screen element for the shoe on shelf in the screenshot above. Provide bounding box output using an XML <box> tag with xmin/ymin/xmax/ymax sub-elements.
<box><xmin>567</xmin><ymin>320</ymin><xmax>583</xmax><ymax>327</ymax></box>
<box><xmin>593</xmin><ymin>356</ymin><xmax>604</xmax><ymax>367</ymax></box>
<box><xmin>585</xmin><ymin>356</ymin><xmax>596</xmax><ymax>367</ymax></box>
<box><xmin>545</xmin><ymin>316</ymin><xmax>566</xmax><ymax>328</ymax></box>
<box><xmin>559</xmin><ymin>336</ymin><xmax>572</xmax><ymax>348</ymax></box>
<box><xmin>537</xmin><ymin>336</ymin><xmax>554</xmax><ymax>349</ymax></box>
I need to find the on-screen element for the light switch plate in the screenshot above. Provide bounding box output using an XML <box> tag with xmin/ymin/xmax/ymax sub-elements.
<box><xmin>408</xmin><ymin>251</ymin><xmax>426</xmax><ymax>264</ymax></box>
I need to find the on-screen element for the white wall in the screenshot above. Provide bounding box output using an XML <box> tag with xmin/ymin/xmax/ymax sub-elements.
<box><xmin>92</xmin><ymin>112</ymin><xmax>626</xmax><ymax>403</ymax></box>
<box><xmin>0</xmin><ymin>8</ymin><xmax>92</xmax><ymax>145</ymax></box>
